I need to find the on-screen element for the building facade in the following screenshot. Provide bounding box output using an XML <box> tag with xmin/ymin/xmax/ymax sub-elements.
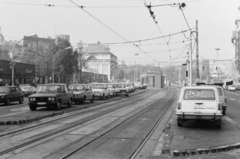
<box><xmin>0</xmin><ymin>59</ymin><xmax>35</xmax><ymax>85</ymax></box>
<box><xmin>232</xmin><ymin>17</ymin><xmax>240</xmax><ymax>84</ymax></box>
<box><xmin>82</xmin><ymin>42</ymin><xmax>118</xmax><ymax>82</ymax></box>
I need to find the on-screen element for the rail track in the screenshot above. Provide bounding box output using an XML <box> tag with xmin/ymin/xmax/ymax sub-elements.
<box><xmin>0</xmin><ymin>88</ymin><xmax>165</xmax><ymax>158</ymax></box>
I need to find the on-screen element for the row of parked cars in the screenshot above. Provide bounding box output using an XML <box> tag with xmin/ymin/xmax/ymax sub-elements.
<box><xmin>0</xmin><ymin>82</ymin><xmax>147</xmax><ymax>110</ymax></box>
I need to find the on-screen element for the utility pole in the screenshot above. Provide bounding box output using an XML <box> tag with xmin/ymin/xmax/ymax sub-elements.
<box><xmin>196</xmin><ymin>20</ymin><xmax>200</xmax><ymax>80</ymax></box>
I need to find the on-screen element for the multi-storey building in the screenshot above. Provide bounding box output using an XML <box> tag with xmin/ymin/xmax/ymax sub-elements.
<box><xmin>82</xmin><ymin>42</ymin><xmax>118</xmax><ymax>82</ymax></box>
<box><xmin>232</xmin><ymin>17</ymin><xmax>240</xmax><ymax>84</ymax></box>
<box><xmin>23</xmin><ymin>36</ymin><xmax>55</xmax><ymax>52</ymax></box>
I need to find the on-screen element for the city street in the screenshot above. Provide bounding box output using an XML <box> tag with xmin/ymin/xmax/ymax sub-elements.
<box><xmin>0</xmin><ymin>87</ymin><xmax>240</xmax><ymax>158</ymax></box>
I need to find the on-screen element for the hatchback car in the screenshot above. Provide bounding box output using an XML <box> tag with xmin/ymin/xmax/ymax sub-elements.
<box><xmin>28</xmin><ymin>83</ymin><xmax>73</xmax><ymax>111</ymax></box>
<box><xmin>106</xmin><ymin>83</ymin><xmax>116</xmax><ymax>97</ymax></box>
<box><xmin>176</xmin><ymin>86</ymin><xmax>222</xmax><ymax>128</ymax></box>
<box><xmin>68</xmin><ymin>84</ymin><xmax>94</xmax><ymax>104</ymax></box>
<box><xmin>115</xmin><ymin>83</ymin><xmax>130</xmax><ymax>97</ymax></box>
<box><xmin>0</xmin><ymin>86</ymin><xmax>24</xmax><ymax>105</ymax></box>
<box><xmin>228</xmin><ymin>85</ymin><xmax>236</xmax><ymax>91</ymax></box>
<box><xmin>91</xmin><ymin>83</ymin><xmax>110</xmax><ymax>99</ymax></box>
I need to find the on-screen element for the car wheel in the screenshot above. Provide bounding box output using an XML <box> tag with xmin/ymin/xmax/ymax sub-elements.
<box><xmin>177</xmin><ymin>118</ymin><xmax>183</xmax><ymax>127</ymax></box>
<box><xmin>125</xmin><ymin>94</ymin><xmax>129</xmax><ymax>97</ymax></box>
<box><xmin>29</xmin><ymin>105</ymin><xmax>37</xmax><ymax>111</ymax></box>
<box><xmin>19</xmin><ymin>97</ymin><xmax>23</xmax><ymax>104</ymax></box>
<box><xmin>56</xmin><ymin>100</ymin><xmax>62</xmax><ymax>110</ymax></box>
<box><xmin>216</xmin><ymin>119</ymin><xmax>222</xmax><ymax>129</ymax></box>
<box><xmin>67</xmin><ymin>99</ymin><xmax>72</xmax><ymax>107</ymax></box>
<box><xmin>102</xmin><ymin>94</ymin><xmax>105</xmax><ymax>100</ymax></box>
<box><xmin>90</xmin><ymin>96</ymin><xmax>94</xmax><ymax>103</ymax></box>
<box><xmin>106</xmin><ymin>94</ymin><xmax>109</xmax><ymax>99</ymax></box>
<box><xmin>5</xmin><ymin>98</ymin><xmax>11</xmax><ymax>106</ymax></box>
<box><xmin>81</xmin><ymin>97</ymin><xmax>86</xmax><ymax>104</ymax></box>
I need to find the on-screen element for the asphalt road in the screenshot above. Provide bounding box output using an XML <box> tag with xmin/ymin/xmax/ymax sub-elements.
<box><xmin>224</xmin><ymin>89</ymin><xmax>240</xmax><ymax>126</ymax></box>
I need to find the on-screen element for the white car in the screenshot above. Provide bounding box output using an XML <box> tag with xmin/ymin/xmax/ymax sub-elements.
<box><xmin>91</xmin><ymin>83</ymin><xmax>110</xmax><ymax>100</ymax></box>
<box><xmin>176</xmin><ymin>86</ymin><xmax>222</xmax><ymax>128</ymax></box>
<box><xmin>228</xmin><ymin>85</ymin><xmax>236</xmax><ymax>91</ymax></box>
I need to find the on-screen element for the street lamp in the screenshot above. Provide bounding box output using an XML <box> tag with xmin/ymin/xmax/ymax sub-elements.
<box><xmin>11</xmin><ymin>34</ymin><xmax>37</xmax><ymax>86</ymax></box>
<box><xmin>215</xmin><ymin>48</ymin><xmax>220</xmax><ymax>81</ymax></box>
<box><xmin>52</xmin><ymin>46</ymin><xmax>72</xmax><ymax>83</ymax></box>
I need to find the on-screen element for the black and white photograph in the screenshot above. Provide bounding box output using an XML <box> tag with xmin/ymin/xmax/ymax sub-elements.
<box><xmin>0</xmin><ymin>0</ymin><xmax>240</xmax><ymax>158</ymax></box>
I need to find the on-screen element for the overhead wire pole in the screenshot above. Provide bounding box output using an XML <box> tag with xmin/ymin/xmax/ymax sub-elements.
<box><xmin>196</xmin><ymin>20</ymin><xmax>200</xmax><ymax>80</ymax></box>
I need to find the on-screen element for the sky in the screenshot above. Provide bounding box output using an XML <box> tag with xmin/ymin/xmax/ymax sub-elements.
<box><xmin>0</xmin><ymin>0</ymin><xmax>239</xmax><ymax>67</ymax></box>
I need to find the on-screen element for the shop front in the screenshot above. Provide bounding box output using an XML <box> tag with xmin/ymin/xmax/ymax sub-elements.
<box><xmin>0</xmin><ymin>60</ymin><xmax>35</xmax><ymax>85</ymax></box>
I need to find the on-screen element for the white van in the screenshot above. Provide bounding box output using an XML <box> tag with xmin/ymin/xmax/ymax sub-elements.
<box><xmin>176</xmin><ymin>86</ymin><xmax>222</xmax><ymax>128</ymax></box>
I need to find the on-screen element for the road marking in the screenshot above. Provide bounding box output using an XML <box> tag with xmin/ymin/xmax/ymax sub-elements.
<box><xmin>236</xmin><ymin>94</ymin><xmax>239</xmax><ymax>95</ymax></box>
<box><xmin>238</xmin><ymin>101</ymin><xmax>240</xmax><ymax>103</ymax></box>
<box><xmin>11</xmin><ymin>107</ymin><xmax>29</xmax><ymax>111</ymax></box>
<box><xmin>0</xmin><ymin>111</ymin><xmax>28</xmax><ymax>117</ymax></box>
<box><xmin>230</xmin><ymin>98</ymin><xmax>235</xmax><ymax>100</ymax></box>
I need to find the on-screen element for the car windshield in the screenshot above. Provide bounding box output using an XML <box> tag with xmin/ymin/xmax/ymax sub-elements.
<box><xmin>92</xmin><ymin>84</ymin><xmax>104</xmax><ymax>89</ymax></box>
<box><xmin>184</xmin><ymin>89</ymin><xmax>215</xmax><ymax>100</ymax></box>
<box><xmin>107</xmin><ymin>84</ymin><xmax>113</xmax><ymax>88</ymax></box>
<box><xmin>69</xmin><ymin>85</ymin><xmax>84</xmax><ymax>91</ymax></box>
<box><xmin>20</xmin><ymin>86</ymin><xmax>31</xmax><ymax>90</ymax></box>
<box><xmin>0</xmin><ymin>87</ymin><xmax>10</xmax><ymax>93</ymax></box>
<box><xmin>36</xmin><ymin>85</ymin><xmax>61</xmax><ymax>93</ymax></box>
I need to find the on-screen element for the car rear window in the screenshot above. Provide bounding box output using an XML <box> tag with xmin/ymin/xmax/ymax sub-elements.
<box><xmin>183</xmin><ymin>89</ymin><xmax>215</xmax><ymax>100</ymax></box>
<box><xmin>92</xmin><ymin>84</ymin><xmax>104</xmax><ymax>89</ymax></box>
<box><xmin>69</xmin><ymin>85</ymin><xmax>84</xmax><ymax>91</ymax></box>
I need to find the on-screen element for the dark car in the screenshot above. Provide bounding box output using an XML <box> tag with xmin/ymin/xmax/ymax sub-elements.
<box><xmin>28</xmin><ymin>83</ymin><xmax>73</xmax><ymax>111</ymax></box>
<box><xmin>0</xmin><ymin>86</ymin><xmax>24</xmax><ymax>105</ymax></box>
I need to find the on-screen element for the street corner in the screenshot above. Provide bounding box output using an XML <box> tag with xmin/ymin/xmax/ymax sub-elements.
<box><xmin>157</xmin><ymin>114</ymin><xmax>240</xmax><ymax>158</ymax></box>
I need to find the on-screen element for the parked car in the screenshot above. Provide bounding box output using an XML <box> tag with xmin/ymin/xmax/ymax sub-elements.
<box><xmin>68</xmin><ymin>84</ymin><xmax>94</xmax><ymax>104</ymax></box>
<box><xmin>28</xmin><ymin>83</ymin><xmax>73</xmax><ymax>111</ymax></box>
<box><xmin>91</xmin><ymin>83</ymin><xmax>110</xmax><ymax>100</ymax></box>
<box><xmin>228</xmin><ymin>85</ymin><xmax>236</xmax><ymax>91</ymax></box>
<box><xmin>0</xmin><ymin>86</ymin><xmax>24</xmax><ymax>105</ymax></box>
<box><xmin>176</xmin><ymin>86</ymin><xmax>222</xmax><ymax>128</ymax></box>
<box><xmin>115</xmin><ymin>83</ymin><xmax>130</xmax><ymax>97</ymax></box>
<box><xmin>20</xmin><ymin>85</ymin><xmax>36</xmax><ymax>97</ymax></box>
<box><xmin>106</xmin><ymin>83</ymin><xmax>116</xmax><ymax>97</ymax></box>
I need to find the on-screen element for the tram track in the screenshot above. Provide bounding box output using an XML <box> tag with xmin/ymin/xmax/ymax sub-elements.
<box><xmin>0</xmin><ymin>89</ymin><xmax>151</xmax><ymax>138</ymax></box>
<box><xmin>56</xmin><ymin>88</ymin><xmax>177</xmax><ymax>159</ymax></box>
<box><xmin>0</xmin><ymin>88</ymin><xmax>165</xmax><ymax>157</ymax></box>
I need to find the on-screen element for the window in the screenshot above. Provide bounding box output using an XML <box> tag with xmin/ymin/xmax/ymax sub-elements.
<box><xmin>217</xmin><ymin>88</ymin><xmax>223</xmax><ymax>96</ymax></box>
<box><xmin>184</xmin><ymin>89</ymin><xmax>215</xmax><ymax>100</ymax></box>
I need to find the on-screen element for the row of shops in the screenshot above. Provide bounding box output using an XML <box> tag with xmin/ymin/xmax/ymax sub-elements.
<box><xmin>0</xmin><ymin>60</ymin><xmax>35</xmax><ymax>85</ymax></box>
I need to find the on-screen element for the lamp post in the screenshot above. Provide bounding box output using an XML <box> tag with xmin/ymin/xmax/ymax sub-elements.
<box><xmin>52</xmin><ymin>46</ymin><xmax>72</xmax><ymax>83</ymax></box>
<box><xmin>215</xmin><ymin>48</ymin><xmax>220</xmax><ymax>81</ymax></box>
<box><xmin>11</xmin><ymin>34</ymin><xmax>37</xmax><ymax>86</ymax></box>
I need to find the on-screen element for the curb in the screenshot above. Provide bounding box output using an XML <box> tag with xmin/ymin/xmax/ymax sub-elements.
<box><xmin>162</xmin><ymin>142</ymin><xmax>240</xmax><ymax>157</ymax></box>
<box><xmin>0</xmin><ymin>89</ymin><xmax>150</xmax><ymax>125</ymax></box>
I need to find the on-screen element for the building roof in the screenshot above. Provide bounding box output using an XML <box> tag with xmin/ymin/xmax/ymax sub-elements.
<box><xmin>83</xmin><ymin>44</ymin><xmax>110</xmax><ymax>53</ymax></box>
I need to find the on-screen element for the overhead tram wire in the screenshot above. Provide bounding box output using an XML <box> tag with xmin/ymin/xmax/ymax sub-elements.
<box><xmin>80</xmin><ymin>31</ymin><xmax>192</xmax><ymax>45</ymax></box>
<box><xmin>144</xmin><ymin>1</ymin><xmax>173</xmax><ymax>61</ymax></box>
<box><xmin>69</xmin><ymin>0</ymin><xmax>157</xmax><ymax>63</ymax></box>
<box><xmin>0</xmin><ymin>1</ymin><xmax>203</xmax><ymax>8</ymax></box>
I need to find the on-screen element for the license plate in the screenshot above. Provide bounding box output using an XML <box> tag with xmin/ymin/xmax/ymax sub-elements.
<box><xmin>37</xmin><ymin>102</ymin><xmax>46</xmax><ymax>105</ymax></box>
<box><xmin>194</xmin><ymin>104</ymin><xmax>205</xmax><ymax>109</ymax></box>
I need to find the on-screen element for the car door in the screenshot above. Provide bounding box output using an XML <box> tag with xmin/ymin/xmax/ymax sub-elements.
<box><xmin>10</xmin><ymin>87</ymin><xmax>17</xmax><ymax>101</ymax></box>
<box><xmin>85</xmin><ymin>85</ymin><xmax>91</xmax><ymax>99</ymax></box>
<box><xmin>16</xmin><ymin>87</ymin><xmax>22</xmax><ymax>100</ymax></box>
<box><xmin>65</xmin><ymin>85</ymin><xmax>72</xmax><ymax>102</ymax></box>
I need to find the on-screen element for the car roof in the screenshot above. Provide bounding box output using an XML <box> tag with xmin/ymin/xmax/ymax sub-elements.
<box><xmin>183</xmin><ymin>86</ymin><xmax>218</xmax><ymax>90</ymax></box>
<box><xmin>0</xmin><ymin>86</ymin><xmax>19</xmax><ymax>88</ymax></box>
<box><xmin>38</xmin><ymin>83</ymin><xmax>66</xmax><ymax>85</ymax></box>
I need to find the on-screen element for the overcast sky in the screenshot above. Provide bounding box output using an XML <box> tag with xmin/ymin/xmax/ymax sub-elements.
<box><xmin>0</xmin><ymin>0</ymin><xmax>239</xmax><ymax>66</ymax></box>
